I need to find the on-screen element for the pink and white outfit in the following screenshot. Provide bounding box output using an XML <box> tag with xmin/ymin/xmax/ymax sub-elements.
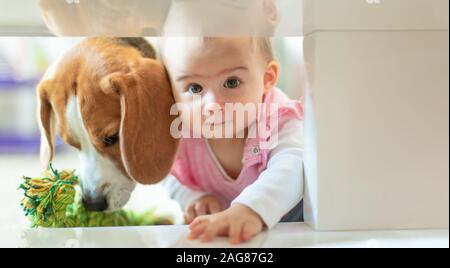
<box><xmin>164</xmin><ymin>88</ymin><xmax>304</xmax><ymax>228</ymax></box>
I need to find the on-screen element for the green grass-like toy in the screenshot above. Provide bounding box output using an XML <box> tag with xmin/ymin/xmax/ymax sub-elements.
<box><xmin>19</xmin><ymin>164</ymin><xmax>173</xmax><ymax>228</ymax></box>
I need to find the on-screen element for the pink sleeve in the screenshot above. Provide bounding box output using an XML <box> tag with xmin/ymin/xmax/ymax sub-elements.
<box><xmin>267</xmin><ymin>88</ymin><xmax>304</xmax><ymax>121</ymax></box>
<box><xmin>170</xmin><ymin>140</ymin><xmax>202</xmax><ymax>191</ymax></box>
<box><xmin>280</xmin><ymin>101</ymin><xmax>303</xmax><ymax>120</ymax></box>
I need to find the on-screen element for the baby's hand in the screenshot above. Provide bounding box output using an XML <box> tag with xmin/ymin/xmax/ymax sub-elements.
<box><xmin>188</xmin><ymin>204</ymin><xmax>264</xmax><ymax>244</ymax></box>
<box><xmin>184</xmin><ymin>195</ymin><xmax>223</xmax><ymax>224</ymax></box>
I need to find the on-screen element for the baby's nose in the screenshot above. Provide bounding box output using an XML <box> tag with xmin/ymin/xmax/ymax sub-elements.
<box><xmin>203</xmin><ymin>102</ymin><xmax>223</xmax><ymax>115</ymax></box>
<box><xmin>202</xmin><ymin>92</ymin><xmax>223</xmax><ymax>112</ymax></box>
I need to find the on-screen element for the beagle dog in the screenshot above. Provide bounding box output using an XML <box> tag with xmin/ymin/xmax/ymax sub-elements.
<box><xmin>37</xmin><ymin>38</ymin><xmax>178</xmax><ymax>211</ymax></box>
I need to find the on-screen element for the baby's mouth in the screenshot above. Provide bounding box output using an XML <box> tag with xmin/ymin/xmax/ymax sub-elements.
<box><xmin>203</xmin><ymin>114</ymin><xmax>225</xmax><ymax>125</ymax></box>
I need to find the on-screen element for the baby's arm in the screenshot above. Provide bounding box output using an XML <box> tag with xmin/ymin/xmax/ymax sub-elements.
<box><xmin>233</xmin><ymin>119</ymin><xmax>304</xmax><ymax>228</ymax></box>
<box><xmin>189</xmin><ymin>119</ymin><xmax>304</xmax><ymax>243</ymax></box>
<box><xmin>162</xmin><ymin>175</ymin><xmax>223</xmax><ymax>223</ymax></box>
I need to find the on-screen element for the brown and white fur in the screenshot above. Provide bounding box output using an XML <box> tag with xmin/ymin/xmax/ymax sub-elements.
<box><xmin>37</xmin><ymin>38</ymin><xmax>178</xmax><ymax>211</ymax></box>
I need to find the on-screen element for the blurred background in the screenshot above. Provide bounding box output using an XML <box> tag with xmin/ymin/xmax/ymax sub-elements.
<box><xmin>0</xmin><ymin>37</ymin><xmax>304</xmax><ymax>228</ymax></box>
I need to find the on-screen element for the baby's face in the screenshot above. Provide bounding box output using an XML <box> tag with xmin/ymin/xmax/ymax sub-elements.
<box><xmin>163</xmin><ymin>38</ymin><xmax>275</xmax><ymax>137</ymax></box>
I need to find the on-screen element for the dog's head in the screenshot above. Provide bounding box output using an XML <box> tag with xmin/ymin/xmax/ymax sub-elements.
<box><xmin>37</xmin><ymin>38</ymin><xmax>178</xmax><ymax>211</ymax></box>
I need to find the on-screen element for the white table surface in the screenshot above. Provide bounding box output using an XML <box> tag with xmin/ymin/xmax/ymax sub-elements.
<box><xmin>1</xmin><ymin>154</ymin><xmax>448</xmax><ymax>248</ymax></box>
<box><xmin>1</xmin><ymin>223</ymin><xmax>448</xmax><ymax>248</ymax></box>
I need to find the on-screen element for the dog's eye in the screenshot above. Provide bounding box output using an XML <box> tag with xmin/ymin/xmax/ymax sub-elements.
<box><xmin>103</xmin><ymin>133</ymin><xmax>119</xmax><ymax>146</ymax></box>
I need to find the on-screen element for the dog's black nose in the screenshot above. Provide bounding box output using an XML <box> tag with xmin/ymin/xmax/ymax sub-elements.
<box><xmin>82</xmin><ymin>196</ymin><xmax>108</xmax><ymax>212</ymax></box>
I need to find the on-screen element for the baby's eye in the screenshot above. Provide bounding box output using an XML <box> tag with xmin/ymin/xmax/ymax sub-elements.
<box><xmin>187</xmin><ymin>84</ymin><xmax>203</xmax><ymax>94</ymax></box>
<box><xmin>224</xmin><ymin>78</ymin><xmax>241</xmax><ymax>89</ymax></box>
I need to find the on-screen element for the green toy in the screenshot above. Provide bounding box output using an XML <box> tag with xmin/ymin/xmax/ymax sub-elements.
<box><xmin>19</xmin><ymin>164</ymin><xmax>173</xmax><ymax>228</ymax></box>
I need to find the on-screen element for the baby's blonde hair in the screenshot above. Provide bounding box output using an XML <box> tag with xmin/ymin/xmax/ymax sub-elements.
<box><xmin>159</xmin><ymin>37</ymin><xmax>275</xmax><ymax>64</ymax></box>
<box><xmin>207</xmin><ymin>37</ymin><xmax>275</xmax><ymax>62</ymax></box>
<box><xmin>253</xmin><ymin>37</ymin><xmax>275</xmax><ymax>62</ymax></box>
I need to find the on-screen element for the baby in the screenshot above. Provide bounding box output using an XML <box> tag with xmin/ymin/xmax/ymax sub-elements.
<box><xmin>161</xmin><ymin>37</ymin><xmax>304</xmax><ymax>244</ymax></box>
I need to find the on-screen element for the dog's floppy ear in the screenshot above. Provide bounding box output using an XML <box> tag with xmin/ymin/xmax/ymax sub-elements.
<box><xmin>37</xmin><ymin>81</ymin><xmax>56</xmax><ymax>170</ymax></box>
<box><xmin>100</xmin><ymin>59</ymin><xmax>179</xmax><ymax>184</ymax></box>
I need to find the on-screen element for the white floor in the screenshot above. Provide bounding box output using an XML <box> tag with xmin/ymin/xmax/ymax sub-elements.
<box><xmin>0</xmin><ymin>223</ymin><xmax>447</xmax><ymax>248</ymax></box>
<box><xmin>0</xmin><ymin>152</ymin><xmax>448</xmax><ymax>248</ymax></box>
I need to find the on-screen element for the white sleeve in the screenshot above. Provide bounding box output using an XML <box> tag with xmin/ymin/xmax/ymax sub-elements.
<box><xmin>162</xmin><ymin>175</ymin><xmax>208</xmax><ymax>211</ymax></box>
<box><xmin>231</xmin><ymin>119</ymin><xmax>304</xmax><ymax>229</ymax></box>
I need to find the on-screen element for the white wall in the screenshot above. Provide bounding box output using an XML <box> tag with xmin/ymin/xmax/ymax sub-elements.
<box><xmin>303</xmin><ymin>0</ymin><xmax>449</xmax><ymax>230</ymax></box>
